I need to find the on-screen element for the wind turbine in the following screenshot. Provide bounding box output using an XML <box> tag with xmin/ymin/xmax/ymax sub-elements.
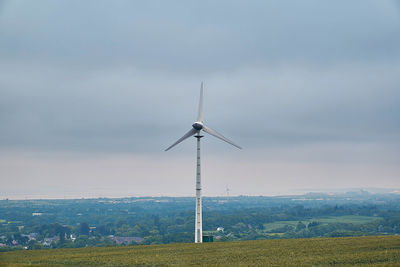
<box><xmin>165</xmin><ymin>82</ymin><xmax>241</xmax><ymax>243</ymax></box>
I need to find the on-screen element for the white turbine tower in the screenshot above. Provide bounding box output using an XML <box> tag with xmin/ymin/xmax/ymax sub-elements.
<box><xmin>165</xmin><ymin>82</ymin><xmax>241</xmax><ymax>243</ymax></box>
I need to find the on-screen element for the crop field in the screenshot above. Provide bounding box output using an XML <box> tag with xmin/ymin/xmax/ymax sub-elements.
<box><xmin>1</xmin><ymin>235</ymin><xmax>400</xmax><ymax>266</ymax></box>
<box><xmin>263</xmin><ymin>215</ymin><xmax>380</xmax><ymax>232</ymax></box>
<box><xmin>316</xmin><ymin>215</ymin><xmax>381</xmax><ymax>224</ymax></box>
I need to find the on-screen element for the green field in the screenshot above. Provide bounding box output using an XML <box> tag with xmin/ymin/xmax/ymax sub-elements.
<box><xmin>1</xmin><ymin>235</ymin><xmax>400</xmax><ymax>266</ymax></box>
<box><xmin>263</xmin><ymin>215</ymin><xmax>380</xmax><ymax>232</ymax></box>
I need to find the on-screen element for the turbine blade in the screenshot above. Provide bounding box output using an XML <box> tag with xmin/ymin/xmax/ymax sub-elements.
<box><xmin>197</xmin><ymin>82</ymin><xmax>204</xmax><ymax>122</ymax></box>
<box><xmin>202</xmin><ymin>125</ymin><xmax>242</xmax><ymax>149</ymax></box>
<box><xmin>165</xmin><ymin>128</ymin><xmax>198</xmax><ymax>151</ymax></box>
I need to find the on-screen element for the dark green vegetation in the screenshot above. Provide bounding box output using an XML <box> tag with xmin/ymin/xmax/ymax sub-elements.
<box><xmin>1</xmin><ymin>236</ymin><xmax>400</xmax><ymax>266</ymax></box>
<box><xmin>1</xmin><ymin>191</ymin><xmax>400</xmax><ymax>251</ymax></box>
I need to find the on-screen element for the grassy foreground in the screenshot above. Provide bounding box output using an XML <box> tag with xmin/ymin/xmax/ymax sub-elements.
<box><xmin>1</xmin><ymin>236</ymin><xmax>400</xmax><ymax>266</ymax></box>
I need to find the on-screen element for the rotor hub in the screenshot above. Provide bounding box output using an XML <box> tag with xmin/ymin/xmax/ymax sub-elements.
<box><xmin>192</xmin><ymin>122</ymin><xmax>203</xmax><ymax>130</ymax></box>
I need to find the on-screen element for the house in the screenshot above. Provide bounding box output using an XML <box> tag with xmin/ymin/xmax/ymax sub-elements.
<box><xmin>42</xmin><ymin>236</ymin><xmax>59</xmax><ymax>246</ymax></box>
<box><xmin>70</xmin><ymin>234</ymin><xmax>76</xmax><ymax>242</ymax></box>
<box><xmin>28</xmin><ymin>233</ymin><xmax>39</xmax><ymax>241</ymax></box>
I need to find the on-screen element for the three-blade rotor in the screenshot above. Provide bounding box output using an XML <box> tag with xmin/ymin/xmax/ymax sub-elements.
<box><xmin>165</xmin><ymin>83</ymin><xmax>242</xmax><ymax>151</ymax></box>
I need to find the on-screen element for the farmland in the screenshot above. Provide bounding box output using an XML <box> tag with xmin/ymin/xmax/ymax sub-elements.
<box><xmin>263</xmin><ymin>215</ymin><xmax>380</xmax><ymax>232</ymax></box>
<box><xmin>1</xmin><ymin>235</ymin><xmax>400</xmax><ymax>266</ymax></box>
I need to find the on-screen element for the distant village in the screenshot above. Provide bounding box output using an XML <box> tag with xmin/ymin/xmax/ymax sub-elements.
<box><xmin>2</xmin><ymin>194</ymin><xmax>400</xmax><ymax>251</ymax></box>
<box><xmin>0</xmin><ymin>211</ymin><xmax>226</xmax><ymax>250</ymax></box>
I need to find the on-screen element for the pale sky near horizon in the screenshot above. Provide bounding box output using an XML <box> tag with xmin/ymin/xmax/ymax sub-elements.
<box><xmin>1</xmin><ymin>1</ymin><xmax>400</xmax><ymax>199</ymax></box>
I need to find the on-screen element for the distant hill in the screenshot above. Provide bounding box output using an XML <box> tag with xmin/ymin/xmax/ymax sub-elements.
<box><xmin>2</xmin><ymin>235</ymin><xmax>400</xmax><ymax>266</ymax></box>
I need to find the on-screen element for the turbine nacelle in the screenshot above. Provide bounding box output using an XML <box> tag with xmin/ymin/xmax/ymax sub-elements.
<box><xmin>192</xmin><ymin>122</ymin><xmax>203</xmax><ymax>130</ymax></box>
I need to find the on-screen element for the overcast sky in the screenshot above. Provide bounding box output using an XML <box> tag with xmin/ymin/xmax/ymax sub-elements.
<box><xmin>1</xmin><ymin>0</ymin><xmax>399</xmax><ymax>199</ymax></box>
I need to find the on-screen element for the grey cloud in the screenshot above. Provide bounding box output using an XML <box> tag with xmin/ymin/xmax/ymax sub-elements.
<box><xmin>0</xmin><ymin>0</ymin><xmax>399</xmax><ymax>154</ymax></box>
<box><xmin>1</xmin><ymin>62</ymin><xmax>399</xmax><ymax>154</ymax></box>
<box><xmin>0</xmin><ymin>1</ymin><xmax>399</xmax><ymax>73</ymax></box>
<box><xmin>1</xmin><ymin>1</ymin><xmax>400</xmax><ymax>198</ymax></box>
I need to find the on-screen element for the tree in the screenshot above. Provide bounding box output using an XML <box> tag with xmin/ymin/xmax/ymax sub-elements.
<box><xmin>296</xmin><ymin>221</ymin><xmax>306</xmax><ymax>232</ymax></box>
<box><xmin>97</xmin><ymin>225</ymin><xmax>108</xmax><ymax>235</ymax></box>
<box><xmin>27</xmin><ymin>240</ymin><xmax>43</xmax><ymax>250</ymax></box>
<box><xmin>79</xmin><ymin>222</ymin><xmax>90</xmax><ymax>236</ymax></box>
